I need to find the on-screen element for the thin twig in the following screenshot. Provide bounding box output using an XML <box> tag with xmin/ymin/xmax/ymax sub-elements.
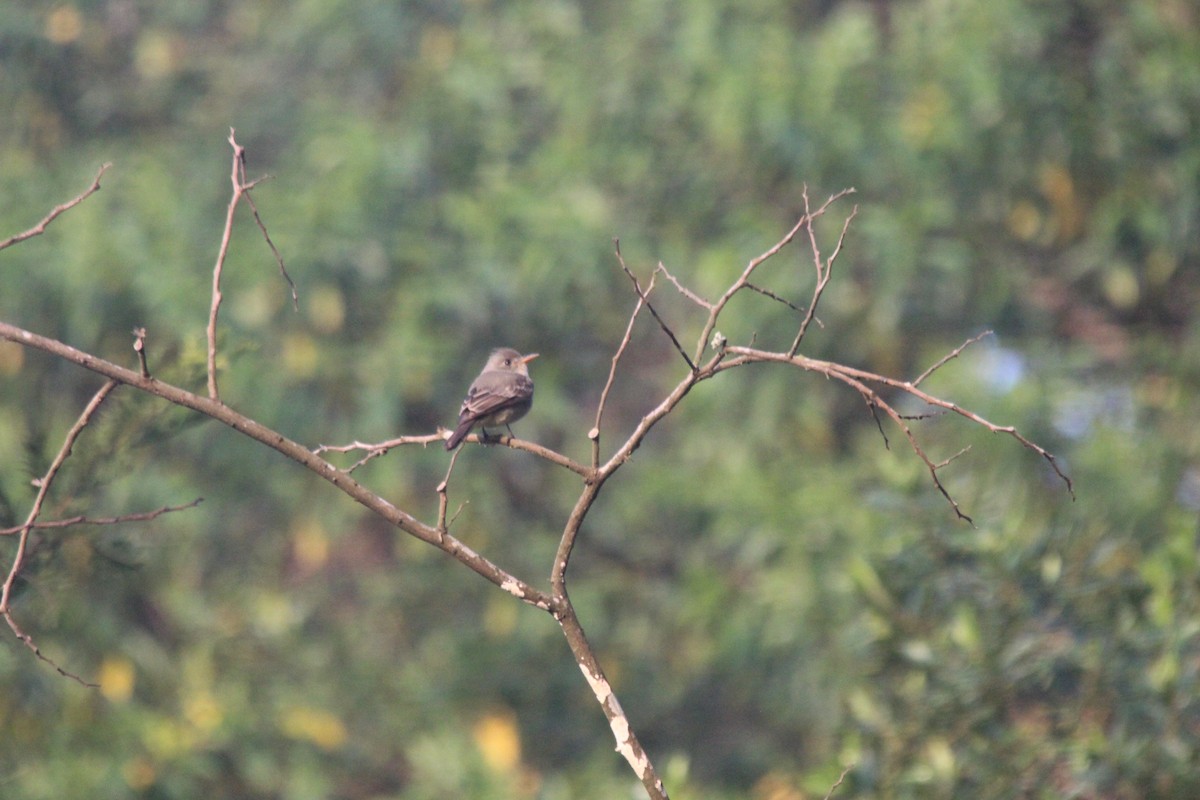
<box><xmin>593</xmin><ymin>250</ymin><xmax>656</xmax><ymax>468</ymax></box>
<box><xmin>314</xmin><ymin>433</ymin><xmax>444</xmax><ymax>472</ymax></box>
<box><xmin>0</xmin><ymin>498</ymin><xmax>203</xmax><ymax>536</ymax></box>
<box><xmin>615</xmin><ymin>241</ymin><xmax>695</xmax><ymax>372</ymax></box>
<box><xmin>315</xmin><ymin>431</ymin><xmax>591</xmax><ymax>478</ymax></box>
<box><xmin>832</xmin><ymin>368</ymin><xmax>976</xmax><ymax>525</ymax></box>
<box><xmin>242</xmin><ymin>185</ymin><xmax>299</xmax><ymax>311</ymax></box>
<box><xmin>719</xmin><ymin>344</ymin><xmax>1075</xmax><ymax>520</ymax></box>
<box><xmin>313</xmin><ymin>434</ymin><xmax>444</xmax><ymax>455</ymax></box>
<box><xmin>655</xmin><ymin>261</ymin><xmax>711</xmax><ymax>309</ymax></box>
<box><xmin>436</xmin><ymin>448</ymin><xmax>461</xmax><ymax>541</ymax></box>
<box><xmin>745</xmin><ymin>281</ymin><xmax>804</xmax><ymax>312</ymax></box>
<box><xmin>696</xmin><ymin>186</ymin><xmax>856</xmax><ymax>364</ymax></box>
<box><xmin>866</xmin><ymin>398</ymin><xmax>889</xmax><ymax>450</ymax></box>
<box><xmin>789</xmin><ymin>190</ymin><xmax>858</xmax><ymax>356</ymax></box>
<box><xmin>0</xmin><ymin>163</ymin><xmax>111</xmax><ymax>252</ymax></box>
<box><xmin>912</xmin><ymin>330</ymin><xmax>993</xmax><ymax>387</ymax></box>
<box><xmin>823</xmin><ymin>763</ymin><xmax>854</xmax><ymax>800</ymax></box>
<box><xmin>206</xmin><ymin>131</ymin><xmax>246</xmax><ymax>401</ymax></box>
<box><xmin>1</xmin><ymin>379</ymin><xmax>119</xmax><ymax>687</ymax></box>
<box><xmin>204</xmin><ymin>130</ymin><xmax>291</xmax><ymax>401</ymax></box>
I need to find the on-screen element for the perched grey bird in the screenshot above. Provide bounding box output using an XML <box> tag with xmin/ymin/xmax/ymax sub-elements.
<box><xmin>445</xmin><ymin>348</ymin><xmax>538</xmax><ymax>450</ymax></box>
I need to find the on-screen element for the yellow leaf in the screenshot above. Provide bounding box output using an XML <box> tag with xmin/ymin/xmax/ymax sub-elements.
<box><xmin>473</xmin><ymin>710</ymin><xmax>521</xmax><ymax>772</ymax></box>
<box><xmin>99</xmin><ymin>655</ymin><xmax>135</xmax><ymax>703</ymax></box>
<box><xmin>0</xmin><ymin>340</ymin><xmax>23</xmax><ymax>375</ymax></box>
<box><xmin>184</xmin><ymin>691</ymin><xmax>223</xmax><ymax>733</ymax></box>
<box><xmin>279</xmin><ymin>707</ymin><xmax>348</xmax><ymax>751</ymax></box>
<box><xmin>291</xmin><ymin>518</ymin><xmax>330</xmax><ymax>574</ymax></box>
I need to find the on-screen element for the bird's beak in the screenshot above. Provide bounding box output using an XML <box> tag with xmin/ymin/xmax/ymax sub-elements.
<box><xmin>521</xmin><ymin>353</ymin><xmax>540</xmax><ymax>363</ymax></box>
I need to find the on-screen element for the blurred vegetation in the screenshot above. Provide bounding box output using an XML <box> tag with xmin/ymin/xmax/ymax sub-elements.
<box><xmin>1</xmin><ymin>0</ymin><xmax>1198</xmax><ymax>798</ymax></box>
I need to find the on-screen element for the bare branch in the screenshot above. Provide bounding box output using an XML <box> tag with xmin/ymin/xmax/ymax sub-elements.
<box><xmin>912</xmin><ymin>330</ymin><xmax>993</xmax><ymax>387</ymax></box>
<box><xmin>789</xmin><ymin>190</ymin><xmax>858</xmax><ymax>356</ymax></box>
<box><xmin>314</xmin><ymin>433</ymin><xmax>445</xmax><ymax>472</ymax></box>
<box><xmin>615</xmin><ymin>241</ymin><xmax>695</xmax><ymax>372</ymax></box>
<box><xmin>744</xmin><ymin>281</ymin><xmax>805</xmax><ymax>313</ymax></box>
<box><xmin>313</xmin><ymin>434</ymin><xmax>445</xmax><ymax>455</ymax></box>
<box><xmin>556</xmin><ymin>601</ymin><xmax>669</xmax><ymax>800</ymax></box>
<box><xmin>593</xmin><ymin>258</ymin><xmax>655</xmax><ymax>468</ymax></box>
<box><xmin>0</xmin><ymin>163</ymin><xmax>111</xmax><ymax>252</ymax></box>
<box><xmin>0</xmin><ymin>320</ymin><xmax>555</xmax><ymax>612</ymax></box>
<box><xmin>1</xmin><ymin>379</ymin><xmax>118</xmax><ymax>687</ymax></box>
<box><xmin>242</xmin><ymin>181</ymin><xmax>298</xmax><ymax>311</ymax></box>
<box><xmin>835</xmin><ymin>368</ymin><xmax>977</xmax><ymax>525</ymax></box>
<box><xmin>206</xmin><ymin>131</ymin><xmax>245</xmax><ymax>401</ymax></box>
<box><xmin>824</xmin><ymin>763</ymin><xmax>854</xmax><ymax>800</ymax></box>
<box><xmin>655</xmin><ymin>261</ymin><xmax>711</xmax><ymax>309</ymax></box>
<box><xmin>205</xmin><ymin>129</ymin><xmax>296</xmax><ymax>400</ymax></box>
<box><xmin>316</xmin><ymin>432</ymin><xmax>591</xmax><ymax>478</ymax></box>
<box><xmin>435</xmin><ymin>447</ymin><xmax>463</xmax><ymax>540</ymax></box>
<box><xmin>0</xmin><ymin>498</ymin><xmax>203</xmax><ymax>536</ymax></box>
<box><xmin>4</xmin><ymin>611</ymin><xmax>96</xmax><ymax>688</ymax></box>
<box><xmin>696</xmin><ymin>186</ymin><xmax>856</xmax><ymax>364</ymax></box>
<box><xmin>720</xmin><ymin>344</ymin><xmax>1075</xmax><ymax>519</ymax></box>
<box><xmin>828</xmin><ymin>358</ymin><xmax>1074</xmax><ymax>499</ymax></box>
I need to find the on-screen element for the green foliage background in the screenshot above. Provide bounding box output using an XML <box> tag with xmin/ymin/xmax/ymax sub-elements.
<box><xmin>1</xmin><ymin>1</ymin><xmax>1198</xmax><ymax>798</ymax></box>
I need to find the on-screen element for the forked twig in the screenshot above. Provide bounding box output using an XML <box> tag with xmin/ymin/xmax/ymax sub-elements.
<box><xmin>720</xmin><ymin>345</ymin><xmax>1075</xmax><ymax>521</ymax></box>
<box><xmin>0</xmin><ymin>498</ymin><xmax>203</xmax><ymax>536</ymax></box>
<box><xmin>206</xmin><ymin>129</ymin><xmax>295</xmax><ymax>401</ymax></box>
<box><xmin>314</xmin><ymin>433</ymin><xmax>445</xmax><ymax>472</ymax></box>
<box><xmin>695</xmin><ymin>185</ymin><xmax>856</xmax><ymax>364</ymax></box>
<box><xmin>790</xmin><ymin>187</ymin><xmax>858</xmax><ymax>355</ymax></box>
<box><xmin>592</xmin><ymin>249</ymin><xmax>656</xmax><ymax>467</ymax></box>
<box><xmin>1</xmin><ymin>379</ymin><xmax>119</xmax><ymax>687</ymax></box>
<box><xmin>616</xmin><ymin>241</ymin><xmax>695</xmax><ymax>372</ymax></box>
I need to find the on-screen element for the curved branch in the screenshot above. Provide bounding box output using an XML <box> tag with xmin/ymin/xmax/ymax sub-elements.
<box><xmin>0</xmin><ymin>321</ymin><xmax>553</xmax><ymax>612</ymax></box>
<box><xmin>720</xmin><ymin>345</ymin><xmax>1075</xmax><ymax>517</ymax></box>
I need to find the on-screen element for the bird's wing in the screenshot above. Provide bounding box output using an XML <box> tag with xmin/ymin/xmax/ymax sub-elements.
<box><xmin>458</xmin><ymin>374</ymin><xmax>533</xmax><ymax>423</ymax></box>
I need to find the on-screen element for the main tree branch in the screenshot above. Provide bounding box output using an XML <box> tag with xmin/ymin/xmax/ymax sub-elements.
<box><xmin>0</xmin><ymin>322</ymin><xmax>553</xmax><ymax>613</ymax></box>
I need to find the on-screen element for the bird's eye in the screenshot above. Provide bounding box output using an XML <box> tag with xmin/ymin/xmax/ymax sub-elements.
<box><xmin>504</xmin><ymin>359</ymin><xmax>512</xmax><ymax>366</ymax></box>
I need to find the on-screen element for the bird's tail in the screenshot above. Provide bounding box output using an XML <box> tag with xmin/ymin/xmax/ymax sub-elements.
<box><xmin>445</xmin><ymin>421</ymin><xmax>473</xmax><ymax>450</ymax></box>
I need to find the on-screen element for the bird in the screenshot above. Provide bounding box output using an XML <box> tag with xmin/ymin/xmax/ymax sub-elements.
<box><xmin>445</xmin><ymin>348</ymin><xmax>538</xmax><ymax>450</ymax></box>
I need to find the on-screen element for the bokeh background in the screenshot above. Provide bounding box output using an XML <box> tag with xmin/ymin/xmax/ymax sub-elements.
<box><xmin>1</xmin><ymin>1</ymin><xmax>1198</xmax><ymax>798</ymax></box>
